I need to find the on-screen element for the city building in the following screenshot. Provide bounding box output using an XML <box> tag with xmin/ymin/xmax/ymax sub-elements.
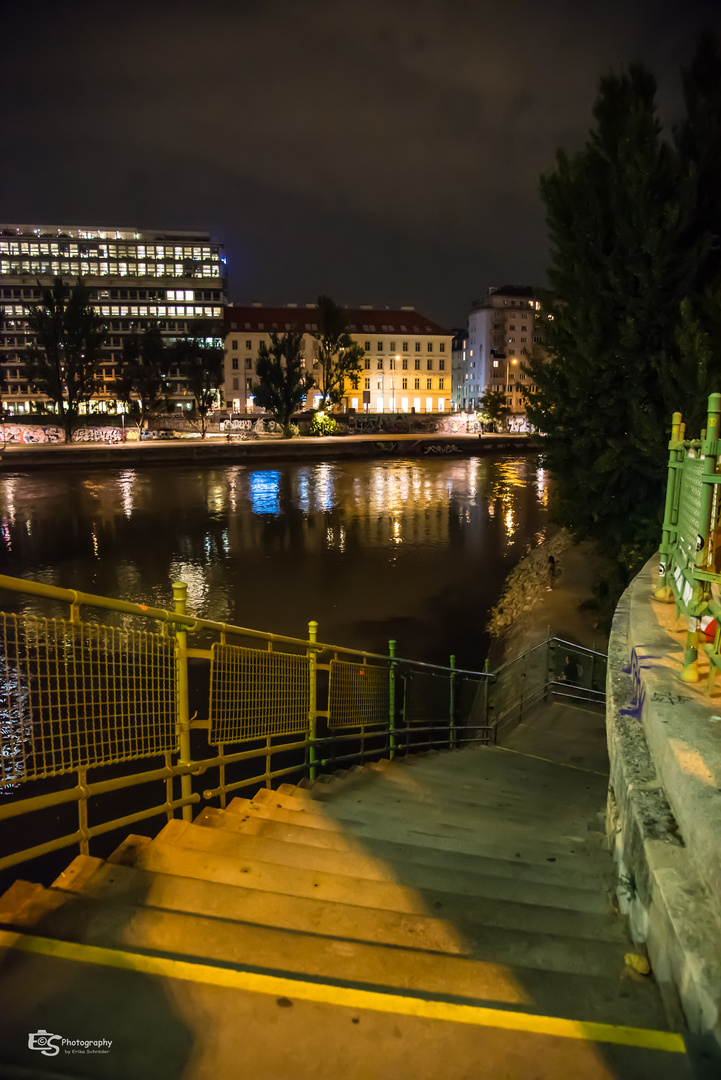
<box><xmin>224</xmin><ymin>304</ymin><xmax>453</xmax><ymax>414</ymax></box>
<box><xmin>466</xmin><ymin>285</ymin><xmax>545</xmax><ymax>427</ymax></box>
<box><xmin>451</xmin><ymin>328</ymin><xmax>469</xmax><ymax>412</ymax></box>
<box><xmin>0</xmin><ymin>223</ymin><xmax>226</xmax><ymax>414</ymax></box>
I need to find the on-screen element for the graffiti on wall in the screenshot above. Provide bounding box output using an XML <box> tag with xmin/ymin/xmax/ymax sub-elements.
<box><xmin>1</xmin><ymin>425</ymin><xmax>127</xmax><ymax>445</ymax></box>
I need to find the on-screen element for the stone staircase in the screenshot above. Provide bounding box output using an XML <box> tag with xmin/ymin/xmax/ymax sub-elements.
<box><xmin>0</xmin><ymin>743</ymin><xmax>695</xmax><ymax>1079</ymax></box>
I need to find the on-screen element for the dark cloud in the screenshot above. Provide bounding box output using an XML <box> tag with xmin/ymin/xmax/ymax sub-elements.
<box><xmin>2</xmin><ymin>0</ymin><xmax>719</xmax><ymax>325</ymax></box>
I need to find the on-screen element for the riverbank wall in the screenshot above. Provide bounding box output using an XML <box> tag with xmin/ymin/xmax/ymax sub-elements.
<box><xmin>0</xmin><ymin>433</ymin><xmax>541</xmax><ymax>470</ymax></box>
<box><xmin>606</xmin><ymin>556</ymin><xmax>721</xmax><ymax>1040</ymax></box>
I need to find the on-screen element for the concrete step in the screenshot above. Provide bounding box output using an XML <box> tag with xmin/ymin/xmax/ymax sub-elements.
<box><xmin>220</xmin><ymin>799</ymin><xmax>612</xmax><ymax>878</ymax></box>
<box><xmin>110</xmin><ymin>824</ymin><xmax>613</xmax><ymax>919</ymax></box>
<box><xmin>55</xmin><ymin>852</ymin><xmax>629</xmax><ymax>951</ymax></box>
<box><xmin>197</xmin><ymin>807</ymin><xmax>612</xmax><ymax>894</ymax></box>
<box><xmin>0</xmin><ymin>944</ymin><xmax>692</xmax><ymax>1080</ymax></box>
<box><xmin>249</xmin><ymin>784</ymin><xmax>607</xmax><ymax>844</ymax></box>
<box><xmin>0</xmin><ymin>878</ymin><xmax>668</xmax><ymax>1029</ymax></box>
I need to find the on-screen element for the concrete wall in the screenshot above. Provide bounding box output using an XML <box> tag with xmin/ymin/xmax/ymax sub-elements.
<box><xmin>606</xmin><ymin>555</ymin><xmax>721</xmax><ymax>1038</ymax></box>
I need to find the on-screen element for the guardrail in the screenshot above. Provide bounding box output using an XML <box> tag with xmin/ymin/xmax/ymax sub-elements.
<box><xmin>0</xmin><ymin>574</ymin><xmax>494</xmax><ymax>874</ymax></box>
<box><xmin>655</xmin><ymin>393</ymin><xmax>721</xmax><ymax>683</ymax></box>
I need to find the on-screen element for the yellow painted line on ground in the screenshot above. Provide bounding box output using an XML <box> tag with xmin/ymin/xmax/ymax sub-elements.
<box><xmin>0</xmin><ymin>929</ymin><xmax>685</xmax><ymax>1054</ymax></box>
<box><xmin>494</xmin><ymin>745</ymin><xmax>609</xmax><ymax>777</ymax></box>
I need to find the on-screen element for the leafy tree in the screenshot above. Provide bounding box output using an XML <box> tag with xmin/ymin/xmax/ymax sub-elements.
<box><xmin>171</xmin><ymin>320</ymin><xmax>225</xmax><ymax>438</ymax></box>
<box><xmin>20</xmin><ymin>278</ymin><xmax>108</xmax><ymax>442</ymax></box>
<box><xmin>525</xmin><ymin>58</ymin><xmax>720</xmax><ymax>573</ymax></box>
<box><xmin>477</xmin><ymin>388</ymin><xmax>510</xmax><ymax>432</ymax></box>
<box><xmin>311</xmin><ymin>295</ymin><xmax>364</xmax><ymax>409</ymax></box>
<box><xmin>252</xmin><ymin>330</ymin><xmax>313</xmax><ymax>438</ymax></box>
<box><xmin>113</xmin><ymin>323</ymin><xmax>168</xmax><ymax>429</ymax></box>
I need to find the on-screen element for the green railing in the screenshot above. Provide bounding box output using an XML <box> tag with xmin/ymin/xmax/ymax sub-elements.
<box><xmin>0</xmin><ymin>573</ymin><xmax>493</xmax><ymax>874</ymax></box>
<box><xmin>655</xmin><ymin>393</ymin><xmax>721</xmax><ymax>683</ymax></box>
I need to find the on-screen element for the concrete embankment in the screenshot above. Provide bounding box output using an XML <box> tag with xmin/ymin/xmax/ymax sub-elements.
<box><xmin>606</xmin><ymin>556</ymin><xmax>721</xmax><ymax>1042</ymax></box>
<box><xmin>0</xmin><ymin>433</ymin><xmax>539</xmax><ymax>470</ymax></box>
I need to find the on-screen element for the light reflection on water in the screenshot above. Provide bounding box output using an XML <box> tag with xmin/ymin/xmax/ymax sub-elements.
<box><xmin>0</xmin><ymin>456</ymin><xmax>551</xmax><ymax>668</ymax></box>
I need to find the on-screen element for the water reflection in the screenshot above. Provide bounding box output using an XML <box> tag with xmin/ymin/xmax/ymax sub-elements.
<box><xmin>0</xmin><ymin>456</ymin><xmax>551</xmax><ymax>667</ymax></box>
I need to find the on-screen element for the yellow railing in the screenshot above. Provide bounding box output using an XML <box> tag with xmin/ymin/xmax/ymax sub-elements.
<box><xmin>0</xmin><ymin>574</ymin><xmax>492</xmax><ymax>874</ymax></box>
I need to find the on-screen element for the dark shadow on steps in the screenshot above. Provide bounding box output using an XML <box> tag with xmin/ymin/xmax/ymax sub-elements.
<box><xmin>0</xmin><ymin>862</ymin><xmax>195</xmax><ymax>1079</ymax></box>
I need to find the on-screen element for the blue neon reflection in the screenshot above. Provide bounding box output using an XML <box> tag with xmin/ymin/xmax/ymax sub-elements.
<box><xmin>249</xmin><ymin>471</ymin><xmax>281</xmax><ymax>516</ymax></box>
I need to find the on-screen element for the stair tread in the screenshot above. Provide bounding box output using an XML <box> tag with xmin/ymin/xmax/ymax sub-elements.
<box><xmin>0</xmin><ymin>879</ymin><xmax>667</xmax><ymax>1029</ymax></box>
<box><xmin>54</xmin><ymin>853</ymin><xmax>630</xmax><ymax>948</ymax></box>
<box><xmin>108</xmin><ymin>825</ymin><xmax>613</xmax><ymax>916</ymax></box>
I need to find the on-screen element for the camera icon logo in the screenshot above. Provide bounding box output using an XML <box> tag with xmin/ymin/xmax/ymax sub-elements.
<box><xmin>28</xmin><ymin>1030</ymin><xmax>61</xmax><ymax>1056</ymax></box>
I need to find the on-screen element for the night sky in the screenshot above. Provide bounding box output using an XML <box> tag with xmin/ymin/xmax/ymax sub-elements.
<box><xmin>3</xmin><ymin>0</ymin><xmax>719</xmax><ymax>327</ymax></box>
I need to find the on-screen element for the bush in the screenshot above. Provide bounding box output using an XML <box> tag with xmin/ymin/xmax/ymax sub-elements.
<box><xmin>310</xmin><ymin>412</ymin><xmax>339</xmax><ymax>436</ymax></box>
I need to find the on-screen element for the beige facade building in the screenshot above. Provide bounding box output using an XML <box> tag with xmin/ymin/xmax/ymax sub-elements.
<box><xmin>224</xmin><ymin>304</ymin><xmax>453</xmax><ymax>415</ymax></box>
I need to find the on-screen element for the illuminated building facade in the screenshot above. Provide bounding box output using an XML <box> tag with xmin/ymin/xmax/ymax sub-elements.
<box><xmin>224</xmin><ymin>304</ymin><xmax>453</xmax><ymax>414</ymax></box>
<box><xmin>0</xmin><ymin>223</ymin><xmax>226</xmax><ymax>413</ymax></box>
<box><xmin>466</xmin><ymin>285</ymin><xmax>545</xmax><ymax>426</ymax></box>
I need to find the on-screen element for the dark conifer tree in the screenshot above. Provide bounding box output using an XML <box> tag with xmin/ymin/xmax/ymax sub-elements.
<box><xmin>252</xmin><ymin>330</ymin><xmax>313</xmax><ymax>437</ymax></box>
<box><xmin>525</xmin><ymin>52</ymin><xmax>721</xmax><ymax>573</ymax></box>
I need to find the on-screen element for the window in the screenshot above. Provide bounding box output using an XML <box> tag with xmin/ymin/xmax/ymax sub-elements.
<box><xmin>246</xmin><ymin>378</ymin><xmax>253</xmax><ymax>390</ymax></box>
<box><xmin>390</xmin><ymin>341</ymin><xmax>395</xmax><ymax>351</ymax></box>
<box><xmin>232</xmin><ymin>358</ymin><xmax>239</xmax><ymax>370</ymax></box>
<box><xmin>231</xmin><ymin>340</ymin><xmax>238</xmax><ymax>350</ymax></box>
<box><xmin>426</xmin><ymin>378</ymin><xmax>432</xmax><ymax>390</ymax></box>
<box><xmin>389</xmin><ymin>357</ymin><xmax>395</xmax><ymax>370</ymax></box>
<box><xmin>402</xmin><ymin>341</ymin><xmax>408</xmax><ymax>351</ymax></box>
<box><xmin>427</xmin><ymin>343</ymin><xmax>433</xmax><ymax>353</ymax></box>
<box><xmin>415</xmin><ymin>342</ymin><xmax>421</xmax><ymax>352</ymax></box>
<box><xmin>413</xmin><ymin>358</ymin><xmax>420</xmax><ymax>370</ymax></box>
<box><xmin>377</xmin><ymin>378</ymin><xmax>383</xmax><ymax>390</ymax></box>
<box><xmin>439</xmin><ymin>358</ymin><xmax>445</xmax><ymax>371</ymax></box>
<box><xmin>364</xmin><ymin>377</ymin><xmax>370</xmax><ymax>389</ymax></box>
<box><xmin>402</xmin><ymin>358</ymin><xmax>408</xmax><ymax>370</ymax></box>
<box><xmin>439</xmin><ymin>342</ymin><xmax>445</xmax><ymax>353</ymax></box>
<box><xmin>245</xmin><ymin>339</ymin><xmax>252</xmax><ymax>349</ymax></box>
<box><xmin>245</xmin><ymin>357</ymin><xmax>252</xmax><ymax>367</ymax></box>
<box><xmin>377</xmin><ymin>341</ymin><xmax>383</xmax><ymax>352</ymax></box>
<box><xmin>364</xmin><ymin>341</ymin><xmax>370</xmax><ymax>351</ymax></box>
<box><xmin>438</xmin><ymin>378</ymin><xmax>444</xmax><ymax>390</ymax></box>
<box><xmin>414</xmin><ymin>378</ymin><xmax>420</xmax><ymax>389</ymax></box>
<box><xmin>232</xmin><ymin>377</ymin><xmax>239</xmax><ymax>390</ymax></box>
<box><xmin>402</xmin><ymin>377</ymin><xmax>408</xmax><ymax>389</ymax></box>
<box><xmin>364</xmin><ymin>357</ymin><xmax>371</xmax><ymax>369</ymax></box>
<box><xmin>427</xmin><ymin>359</ymin><xmax>433</xmax><ymax>371</ymax></box>
<box><xmin>377</xmin><ymin>359</ymin><xmax>383</xmax><ymax>369</ymax></box>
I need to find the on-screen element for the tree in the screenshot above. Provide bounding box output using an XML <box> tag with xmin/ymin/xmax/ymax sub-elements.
<box><xmin>171</xmin><ymin>320</ymin><xmax>225</xmax><ymax>438</ymax></box>
<box><xmin>525</xmin><ymin>58</ymin><xmax>720</xmax><ymax>573</ymax></box>
<box><xmin>311</xmin><ymin>295</ymin><xmax>364</xmax><ymax>409</ymax></box>
<box><xmin>112</xmin><ymin>323</ymin><xmax>168</xmax><ymax>429</ymax></box>
<box><xmin>0</xmin><ymin>307</ymin><xmax>7</xmax><ymax>446</ymax></box>
<box><xmin>20</xmin><ymin>278</ymin><xmax>108</xmax><ymax>442</ymax></box>
<box><xmin>477</xmin><ymin>388</ymin><xmax>510</xmax><ymax>432</ymax></box>
<box><xmin>252</xmin><ymin>330</ymin><xmax>313</xmax><ymax>438</ymax></box>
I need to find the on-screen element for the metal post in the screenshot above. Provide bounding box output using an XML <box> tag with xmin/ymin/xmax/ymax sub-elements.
<box><xmin>308</xmin><ymin>620</ymin><xmax>318</xmax><ymax>781</ymax></box>
<box><xmin>172</xmin><ymin>581</ymin><xmax>194</xmax><ymax>822</ymax></box>
<box><xmin>388</xmin><ymin>639</ymin><xmax>397</xmax><ymax>760</ymax></box>
<box><xmin>449</xmin><ymin>654</ymin><xmax>457</xmax><ymax>750</ymax></box>
<box><xmin>656</xmin><ymin>411</ymin><xmax>684</xmax><ymax>600</ymax></box>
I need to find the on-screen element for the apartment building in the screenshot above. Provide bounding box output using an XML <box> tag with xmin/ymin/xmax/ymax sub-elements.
<box><xmin>466</xmin><ymin>285</ymin><xmax>545</xmax><ymax>425</ymax></box>
<box><xmin>224</xmin><ymin>304</ymin><xmax>453</xmax><ymax>414</ymax></box>
<box><xmin>0</xmin><ymin>223</ymin><xmax>226</xmax><ymax>414</ymax></box>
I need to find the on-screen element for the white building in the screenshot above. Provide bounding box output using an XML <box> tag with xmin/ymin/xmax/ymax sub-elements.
<box><xmin>466</xmin><ymin>285</ymin><xmax>544</xmax><ymax>425</ymax></box>
<box><xmin>0</xmin><ymin>223</ymin><xmax>226</xmax><ymax>414</ymax></box>
<box><xmin>224</xmin><ymin>304</ymin><xmax>453</xmax><ymax>415</ymax></box>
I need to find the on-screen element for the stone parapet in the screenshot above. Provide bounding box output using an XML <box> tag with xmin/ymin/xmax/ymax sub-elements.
<box><xmin>606</xmin><ymin>555</ymin><xmax>721</xmax><ymax>1038</ymax></box>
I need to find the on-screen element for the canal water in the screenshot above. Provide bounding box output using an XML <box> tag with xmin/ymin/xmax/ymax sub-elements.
<box><xmin>0</xmin><ymin>454</ymin><xmax>551</xmax><ymax>671</ymax></box>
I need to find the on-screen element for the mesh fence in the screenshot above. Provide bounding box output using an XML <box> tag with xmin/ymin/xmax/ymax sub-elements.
<box><xmin>208</xmin><ymin>643</ymin><xmax>310</xmax><ymax>744</ymax></box>
<box><xmin>0</xmin><ymin>612</ymin><xmax>178</xmax><ymax>785</ymax></box>
<box><xmin>402</xmin><ymin>668</ymin><xmax>452</xmax><ymax>727</ymax></box>
<box><xmin>328</xmin><ymin>659</ymin><xmax>390</xmax><ymax>729</ymax></box>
